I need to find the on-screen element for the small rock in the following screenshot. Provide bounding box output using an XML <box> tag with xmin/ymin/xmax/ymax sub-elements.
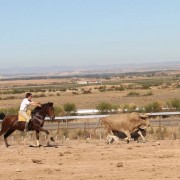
<box><xmin>59</xmin><ymin>152</ymin><xmax>64</xmax><ymax>156</ymax></box>
<box><xmin>55</xmin><ymin>168</ymin><xmax>61</xmax><ymax>171</ymax></box>
<box><xmin>116</xmin><ymin>162</ymin><xmax>123</xmax><ymax>167</ymax></box>
<box><xmin>15</xmin><ymin>168</ymin><xmax>22</xmax><ymax>172</ymax></box>
<box><xmin>64</xmin><ymin>151</ymin><xmax>71</xmax><ymax>154</ymax></box>
<box><xmin>32</xmin><ymin>159</ymin><xmax>43</xmax><ymax>164</ymax></box>
<box><xmin>127</xmin><ymin>147</ymin><xmax>133</xmax><ymax>150</ymax></box>
<box><xmin>156</xmin><ymin>142</ymin><xmax>160</xmax><ymax>145</ymax></box>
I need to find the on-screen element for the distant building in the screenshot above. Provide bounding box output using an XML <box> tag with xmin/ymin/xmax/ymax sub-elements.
<box><xmin>75</xmin><ymin>79</ymin><xmax>101</xmax><ymax>85</ymax></box>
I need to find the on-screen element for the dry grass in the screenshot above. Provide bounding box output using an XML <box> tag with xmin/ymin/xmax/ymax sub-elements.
<box><xmin>0</xmin><ymin>76</ymin><xmax>179</xmax><ymax>110</ymax></box>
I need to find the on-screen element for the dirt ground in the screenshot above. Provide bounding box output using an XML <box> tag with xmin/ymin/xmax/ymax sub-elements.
<box><xmin>0</xmin><ymin>139</ymin><xmax>179</xmax><ymax>180</ymax></box>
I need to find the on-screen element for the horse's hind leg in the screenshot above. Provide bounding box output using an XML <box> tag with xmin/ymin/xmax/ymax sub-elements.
<box><xmin>0</xmin><ymin>123</ymin><xmax>10</xmax><ymax>136</ymax></box>
<box><xmin>4</xmin><ymin>129</ymin><xmax>15</xmax><ymax>147</ymax></box>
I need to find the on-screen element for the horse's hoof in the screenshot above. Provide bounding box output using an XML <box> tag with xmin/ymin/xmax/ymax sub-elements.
<box><xmin>6</xmin><ymin>144</ymin><xmax>11</xmax><ymax>148</ymax></box>
<box><xmin>50</xmin><ymin>137</ymin><xmax>55</xmax><ymax>141</ymax></box>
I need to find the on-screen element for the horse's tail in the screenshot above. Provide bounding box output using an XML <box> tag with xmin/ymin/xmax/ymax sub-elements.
<box><xmin>0</xmin><ymin>113</ymin><xmax>6</xmax><ymax>121</ymax></box>
<box><xmin>0</xmin><ymin>114</ymin><xmax>13</xmax><ymax>136</ymax></box>
<box><xmin>0</xmin><ymin>114</ymin><xmax>7</xmax><ymax>136</ymax></box>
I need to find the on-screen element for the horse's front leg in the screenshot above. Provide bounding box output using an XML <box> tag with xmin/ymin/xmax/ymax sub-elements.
<box><xmin>38</xmin><ymin>127</ymin><xmax>55</xmax><ymax>142</ymax></box>
<box><xmin>36</xmin><ymin>130</ymin><xmax>41</xmax><ymax>146</ymax></box>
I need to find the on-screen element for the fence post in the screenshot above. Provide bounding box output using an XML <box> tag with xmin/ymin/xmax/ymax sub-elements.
<box><xmin>159</xmin><ymin>116</ymin><xmax>163</xmax><ymax>140</ymax></box>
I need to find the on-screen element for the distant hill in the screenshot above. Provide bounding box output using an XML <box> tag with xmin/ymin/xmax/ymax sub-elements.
<box><xmin>0</xmin><ymin>61</ymin><xmax>179</xmax><ymax>79</ymax></box>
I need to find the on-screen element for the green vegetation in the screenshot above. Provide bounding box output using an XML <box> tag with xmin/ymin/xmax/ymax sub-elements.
<box><xmin>96</xmin><ymin>101</ymin><xmax>119</xmax><ymax>113</ymax></box>
<box><xmin>144</xmin><ymin>101</ymin><xmax>162</xmax><ymax>112</ymax></box>
<box><xmin>166</xmin><ymin>99</ymin><xmax>180</xmax><ymax>111</ymax></box>
<box><xmin>143</xmin><ymin>91</ymin><xmax>153</xmax><ymax>96</ymax></box>
<box><xmin>63</xmin><ymin>103</ymin><xmax>77</xmax><ymax>115</ymax></box>
<box><xmin>0</xmin><ymin>107</ymin><xmax>19</xmax><ymax>115</ymax></box>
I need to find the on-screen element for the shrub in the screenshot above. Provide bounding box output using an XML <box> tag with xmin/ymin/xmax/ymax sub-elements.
<box><xmin>59</xmin><ymin>88</ymin><xmax>67</xmax><ymax>92</ymax></box>
<box><xmin>166</xmin><ymin>98</ymin><xmax>180</xmax><ymax>111</ymax></box>
<box><xmin>63</xmin><ymin>103</ymin><xmax>76</xmax><ymax>115</ymax></box>
<box><xmin>114</xmin><ymin>85</ymin><xmax>125</xmax><ymax>91</ymax></box>
<box><xmin>111</xmin><ymin>104</ymin><xmax>120</xmax><ymax>111</ymax></box>
<box><xmin>126</xmin><ymin>91</ymin><xmax>140</xmax><ymax>97</ymax></box>
<box><xmin>54</xmin><ymin>105</ymin><xmax>64</xmax><ymax>116</ymax></box>
<box><xmin>82</xmin><ymin>90</ymin><xmax>92</xmax><ymax>94</ymax></box>
<box><xmin>123</xmin><ymin>104</ymin><xmax>137</xmax><ymax>112</ymax></box>
<box><xmin>144</xmin><ymin>101</ymin><xmax>162</xmax><ymax>112</ymax></box>
<box><xmin>143</xmin><ymin>91</ymin><xmax>153</xmax><ymax>96</ymax></box>
<box><xmin>96</xmin><ymin>102</ymin><xmax>112</xmax><ymax>113</ymax></box>
<box><xmin>72</xmin><ymin>92</ymin><xmax>79</xmax><ymax>95</ymax></box>
<box><xmin>126</xmin><ymin>84</ymin><xmax>134</xmax><ymax>90</ymax></box>
<box><xmin>141</xmin><ymin>84</ymin><xmax>151</xmax><ymax>89</ymax></box>
<box><xmin>98</xmin><ymin>86</ymin><xmax>106</xmax><ymax>92</ymax></box>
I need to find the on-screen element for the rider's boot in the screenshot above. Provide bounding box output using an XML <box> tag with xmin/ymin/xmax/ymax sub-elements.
<box><xmin>24</xmin><ymin>122</ymin><xmax>29</xmax><ymax>131</ymax></box>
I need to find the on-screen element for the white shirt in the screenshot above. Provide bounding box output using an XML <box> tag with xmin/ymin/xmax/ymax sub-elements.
<box><xmin>19</xmin><ymin>98</ymin><xmax>32</xmax><ymax>111</ymax></box>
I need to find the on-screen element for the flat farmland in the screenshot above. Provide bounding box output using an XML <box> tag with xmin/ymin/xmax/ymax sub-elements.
<box><xmin>0</xmin><ymin>75</ymin><xmax>180</xmax><ymax>109</ymax></box>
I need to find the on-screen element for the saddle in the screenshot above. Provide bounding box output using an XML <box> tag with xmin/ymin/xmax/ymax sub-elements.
<box><xmin>18</xmin><ymin>110</ymin><xmax>31</xmax><ymax>122</ymax></box>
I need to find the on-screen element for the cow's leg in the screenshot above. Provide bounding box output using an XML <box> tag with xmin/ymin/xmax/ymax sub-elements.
<box><xmin>4</xmin><ymin>129</ymin><xmax>15</xmax><ymax>147</ymax></box>
<box><xmin>124</xmin><ymin>131</ymin><xmax>131</xmax><ymax>143</ymax></box>
<box><xmin>106</xmin><ymin>134</ymin><xmax>114</xmax><ymax>144</ymax></box>
<box><xmin>110</xmin><ymin>130</ymin><xmax>120</xmax><ymax>142</ymax></box>
<box><xmin>137</xmin><ymin>130</ymin><xmax>146</xmax><ymax>143</ymax></box>
<box><xmin>106</xmin><ymin>134</ymin><xmax>119</xmax><ymax>144</ymax></box>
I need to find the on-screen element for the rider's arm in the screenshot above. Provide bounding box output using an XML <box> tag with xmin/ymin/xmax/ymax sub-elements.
<box><xmin>30</xmin><ymin>102</ymin><xmax>41</xmax><ymax>107</ymax></box>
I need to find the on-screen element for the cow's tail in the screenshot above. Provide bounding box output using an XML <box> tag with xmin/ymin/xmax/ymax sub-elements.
<box><xmin>93</xmin><ymin>117</ymin><xmax>104</xmax><ymax>135</ymax></box>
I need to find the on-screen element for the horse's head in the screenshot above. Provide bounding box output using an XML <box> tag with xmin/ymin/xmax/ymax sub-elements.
<box><xmin>42</xmin><ymin>102</ymin><xmax>55</xmax><ymax>120</ymax></box>
<box><xmin>32</xmin><ymin>102</ymin><xmax>55</xmax><ymax>120</ymax></box>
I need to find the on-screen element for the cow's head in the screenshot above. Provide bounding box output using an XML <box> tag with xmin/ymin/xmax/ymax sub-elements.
<box><xmin>139</xmin><ymin>114</ymin><xmax>150</xmax><ymax>128</ymax></box>
<box><xmin>140</xmin><ymin>113</ymin><xmax>149</xmax><ymax>119</ymax></box>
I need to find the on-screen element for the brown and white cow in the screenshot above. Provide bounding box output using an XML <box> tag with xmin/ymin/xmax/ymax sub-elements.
<box><xmin>100</xmin><ymin>112</ymin><xmax>150</xmax><ymax>143</ymax></box>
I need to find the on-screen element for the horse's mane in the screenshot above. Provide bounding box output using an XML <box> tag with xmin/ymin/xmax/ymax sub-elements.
<box><xmin>31</xmin><ymin>102</ymin><xmax>53</xmax><ymax>115</ymax></box>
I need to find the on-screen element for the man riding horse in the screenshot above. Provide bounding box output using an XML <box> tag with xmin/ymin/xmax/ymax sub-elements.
<box><xmin>19</xmin><ymin>93</ymin><xmax>41</xmax><ymax>131</ymax></box>
<box><xmin>0</xmin><ymin>93</ymin><xmax>55</xmax><ymax>147</ymax></box>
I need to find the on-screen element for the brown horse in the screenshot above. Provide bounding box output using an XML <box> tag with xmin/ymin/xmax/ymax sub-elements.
<box><xmin>0</xmin><ymin>102</ymin><xmax>55</xmax><ymax>147</ymax></box>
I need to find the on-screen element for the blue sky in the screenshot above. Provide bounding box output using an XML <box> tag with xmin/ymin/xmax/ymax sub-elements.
<box><xmin>0</xmin><ymin>0</ymin><xmax>180</xmax><ymax>68</ymax></box>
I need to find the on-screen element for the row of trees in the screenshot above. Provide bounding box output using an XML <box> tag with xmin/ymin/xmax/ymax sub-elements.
<box><xmin>55</xmin><ymin>98</ymin><xmax>180</xmax><ymax>115</ymax></box>
<box><xmin>60</xmin><ymin>99</ymin><xmax>180</xmax><ymax>115</ymax></box>
<box><xmin>0</xmin><ymin>99</ymin><xmax>179</xmax><ymax>115</ymax></box>
<box><xmin>96</xmin><ymin>99</ymin><xmax>180</xmax><ymax>113</ymax></box>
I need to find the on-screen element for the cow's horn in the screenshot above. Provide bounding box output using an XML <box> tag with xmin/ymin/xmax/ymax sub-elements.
<box><xmin>140</xmin><ymin>113</ymin><xmax>149</xmax><ymax>118</ymax></box>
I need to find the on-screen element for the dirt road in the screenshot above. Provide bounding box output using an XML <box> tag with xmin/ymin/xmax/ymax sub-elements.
<box><xmin>0</xmin><ymin>139</ymin><xmax>179</xmax><ymax>180</ymax></box>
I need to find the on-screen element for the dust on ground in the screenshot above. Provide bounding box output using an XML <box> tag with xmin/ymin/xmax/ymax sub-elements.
<box><xmin>0</xmin><ymin>139</ymin><xmax>180</xmax><ymax>180</ymax></box>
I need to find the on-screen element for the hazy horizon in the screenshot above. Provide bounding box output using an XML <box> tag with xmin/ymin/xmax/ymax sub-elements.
<box><xmin>1</xmin><ymin>0</ymin><xmax>180</xmax><ymax>68</ymax></box>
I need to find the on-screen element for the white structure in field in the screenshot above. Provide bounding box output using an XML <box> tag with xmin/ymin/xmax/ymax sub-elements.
<box><xmin>76</xmin><ymin>109</ymin><xmax>99</xmax><ymax>114</ymax></box>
